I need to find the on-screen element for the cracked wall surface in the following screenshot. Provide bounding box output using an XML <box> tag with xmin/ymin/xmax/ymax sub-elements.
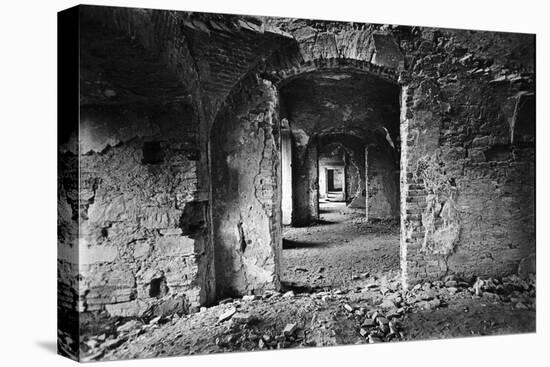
<box><xmin>211</xmin><ymin>78</ymin><xmax>281</xmax><ymax>297</ymax></box>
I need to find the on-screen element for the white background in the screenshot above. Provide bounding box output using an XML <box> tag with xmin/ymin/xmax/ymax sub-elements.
<box><xmin>0</xmin><ymin>0</ymin><xmax>547</xmax><ymax>365</ymax></box>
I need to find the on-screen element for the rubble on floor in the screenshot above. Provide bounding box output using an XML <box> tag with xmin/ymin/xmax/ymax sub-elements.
<box><xmin>70</xmin><ymin>272</ymin><xmax>535</xmax><ymax>361</ymax></box>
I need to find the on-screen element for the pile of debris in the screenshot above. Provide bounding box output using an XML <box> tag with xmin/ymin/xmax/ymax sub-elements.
<box><xmin>214</xmin><ymin>292</ymin><xmax>311</xmax><ymax>351</ymax></box>
<box><xmin>401</xmin><ymin>273</ymin><xmax>536</xmax><ymax>311</ymax></box>
<box><xmin>341</xmin><ymin>302</ymin><xmax>405</xmax><ymax>343</ymax></box>
<box><xmin>79</xmin><ymin>313</ymin><xmax>180</xmax><ymax>362</ymax></box>
<box><xmin>72</xmin><ymin>271</ymin><xmax>535</xmax><ymax>360</ymax></box>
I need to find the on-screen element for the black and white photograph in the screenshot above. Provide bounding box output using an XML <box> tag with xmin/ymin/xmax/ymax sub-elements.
<box><xmin>56</xmin><ymin>4</ymin><xmax>537</xmax><ymax>362</ymax></box>
<box><xmin>1</xmin><ymin>1</ymin><xmax>548</xmax><ymax>366</ymax></box>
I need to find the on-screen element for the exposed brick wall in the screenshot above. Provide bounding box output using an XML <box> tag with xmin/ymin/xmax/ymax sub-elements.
<box><xmin>399</xmin><ymin>28</ymin><xmax>535</xmax><ymax>286</ymax></box>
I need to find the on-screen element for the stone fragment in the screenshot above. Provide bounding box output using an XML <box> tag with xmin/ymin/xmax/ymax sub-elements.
<box><xmin>389</xmin><ymin>320</ymin><xmax>399</xmax><ymax>334</ymax></box>
<box><xmin>447</xmin><ymin>287</ymin><xmax>458</xmax><ymax>295</ymax></box>
<box><xmin>116</xmin><ymin>320</ymin><xmax>139</xmax><ymax>333</ymax></box>
<box><xmin>282</xmin><ymin>291</ymin><xmax>295</xmax><ymax>298</ymax></box>
<box><xmin>232</xmin><ymin>312</ymin><xmax>253</xmax><ymax>325</ymax></box>
<box><xmin>258</xmin><ymin>338</ymin><xmax>266</xmax><ymax>349</ymax></box>
<box><xmin>149</xmin><ymin>316</ymin><xmax>161</xmax><ymax>325</ymax></box>
<box><xmin>379</xmin><ymin>324</ymin><xmax>389</xmax><ymax>334</ymax></box>
<box><xmin>380</xmin><ymin>299</ymin><xmax>396</xmax><ymax>310</ymax></box>
<box><xmin>362</xmin><ymin>318</ymin><xmax>376</xmax><ymax>328</ymax></box>
<box><xmin>368</xmin><ymin>335</ymin><xmax>383</xmax><ymax>343</ymax></box>
<box><xmin>242</xmin><ymin>295</ymin><xmax>256</xmax><ymax>302</ymax></box>
<box><xmin>377</xmin><ymin>317</ymin><xmax>390</xmax><ymax>325</ymax></box>
<box><xmin>343</xmin><ymin>303</ymin><xmax>354</xmax><ymax>312</ymax></box>
<box><xmin>218</xmin><ymin>306</ymin><xmax>237</xmax><ymax>323</ymax></box>
<box><xmin>283</xmin><ymin>323</ymin><xmax>298</xmax><ymax>336</ymax></box>
<box><xmin>445</xmin><ymin>280</ymin><xmax>457</xmax><ymax>287</ymax></box>
<box><xmin>473</xmin><ymin>278</ymin><xmax>484</xmax><ymax>296</ymax></box>
<box><xmin>85</xmin><ymin>339</ymin><xmax>99</xmax><ymax>349</ymax></box>
<box><xmin>359</xmin><ymin>328</ymin><xmax>369</xmax><ymax>337</ymax></box>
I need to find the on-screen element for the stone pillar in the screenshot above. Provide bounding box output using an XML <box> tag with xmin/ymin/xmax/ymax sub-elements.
<box><xmin>211</xmin><ymin>79</ymin><xmax>281</xmax><ymax>298</ymax></box>
<box><xmin>292</xmin><ymin>136</ymin><xmax>319</xmax><ymax>226</ymax></box>
<box><xmin>367</xmin><ymin>145</ymin><xmax>400</xmax><ymax>220</ymax></box>
<box><xmin>281</xmin><ymin>128</ymin><xmax>293</xmax><ymax>225</ymax></box>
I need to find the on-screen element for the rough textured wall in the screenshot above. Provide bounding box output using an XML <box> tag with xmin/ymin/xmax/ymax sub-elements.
<box><xmin>72</xmin><ymin>8</ymin><xmax>216</xmax><ymax>318</ymax></box>
<box><xmin>266</xmin><ymin>18</ymin><xmax>404</xmax><ymax>70</ymax></box>
<box><xmin>367</xmin><ymin>145</ymin><xmax>400</xmax><ymax>219</ymax></box>
<box><xmin>211</xmin><ymin>78</ymin><xmax>281</xmax><ymax>297</ymax></box>
<box><xmin>399</xmin><ymin>28</ymin><xmax>535</xmax><ymax>285</ymax></box>
<box><xmin>76</xmin><ymin>103</ymin><xmax>211</xmax><ymax>316</ymax></box>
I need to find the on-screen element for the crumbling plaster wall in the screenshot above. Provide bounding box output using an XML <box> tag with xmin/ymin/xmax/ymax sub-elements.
<box><xmin>74</xmin><ymin>102</ymin><xmax>212</xmax><ymax>317</ymax></box>
<box><xmin>399</xmin><ymin>28</ymin><xmax>535</xmax><ymax>285</ymax></box>
<box><xmin>60</xmin><ymin>7</ymin><xmax>218</xmax><ymax>319</ymax></box>
<box><xmin>211</xmin><ymin>78</ymin><xmax>282</xmax><ymax>297</ymax></box>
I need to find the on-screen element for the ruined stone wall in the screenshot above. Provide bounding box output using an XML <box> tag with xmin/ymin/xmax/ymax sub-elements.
<box><xmin>399</xmin><ymin>28</ymin><xmax>535</xmax><ymax>285</ymax></box>
<box><xmin>368</xmin><ymin>145</ymin><xmax>400</xmax><ymax>219</ymax></box>
<box><xmin>211</xmin><ymin>78</ymin><xmax>281</xmax><ymax>297</ymax></box>
<box><xmin>64</xmin><ymin>8</ymin><xmax>217</xmax><ymax>318</ymax></box>
<box><xmin>75</xmin><ymin>102</ymin><xmax>212</xmax><ymax>316</ymax></box>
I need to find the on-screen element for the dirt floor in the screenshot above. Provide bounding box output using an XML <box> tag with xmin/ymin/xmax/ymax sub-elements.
<box><xmin>61</xmin><ymin>201</ymin><xmax>536</xmax><ymax>362</ymax></box>
<box><xmin>281</xmin><ymin>201</ymin><xmax>399</xmax><ymax>289</ymax></box>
